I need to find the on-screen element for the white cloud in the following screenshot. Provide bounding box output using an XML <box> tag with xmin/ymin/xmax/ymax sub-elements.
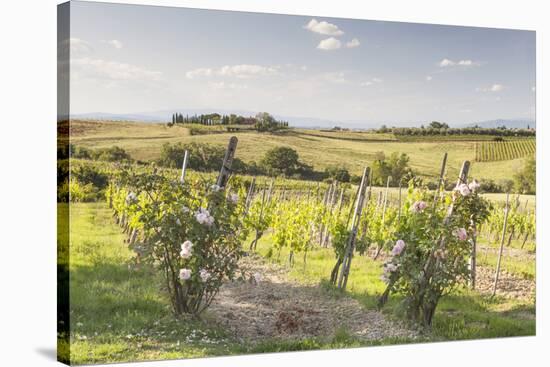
<box><xmin>104</xmin><ymin>39</ymin><xmax>123</xmax><ymax>49</ymax></box>
<box><xmin>438</xmin><ymin>58</ymin><xmax>479</xmax><ymax>67</ymax></box>
<box><xmin>69</xmin><ymin>38</ymin><xmax>92</xmax><ymax>54</ymax></box>
<box><xmin>71</xmin><ymin>57</ymin><xmax>162</xmax><ymax>82</ymax></box>
<box><xmin>219</xmin><ymin>64</ymin><xmax>278</xmax><ymax>78</ymax></box>
<box><xmin>439</xmin><ymin>58</ymin><xmax>455</xmax><ymax>67</ymax></box>
<box><xmin>323</xmin><ymin>72</ymin><xmax>347</xmax><ymax>84</ymax></box>
<box><xmin>208</xmin><ymin>81</ymin><xmax>248</xmax><ymax>90</ymax></box>
<box><xmin>345</xmin><ymin>38</ymin><xmax>360</xmax><ymax>48</ymax></box>
<box><xmin>317</xmin><ymin>37</ymin><xmax>341</xmax><ymax>51</ymax></box>
<box><xmin>360</xmin><ymin>77</ymin><xmax>383</xmax><ymax>87</ymax></box>
<box><xmin>426</xmin><ymin>76</ymin><xmax>433</xmax><ymax>81</ymax></box>
<box><xmin>476</xmin><ymin>84</ymin><xmax>504</xmax><ymax>92</ymax></box>
<box><xmin>186</xmin><ymin>64</ymin><xmax>278</xmax><ymax>79</ymax></box>
<box><xmin>303</xmin><ymin>19</ymin><xmax>344</xmax><ymax>36</ymax></box>
<box><xmin>186</xmin><ymin>68</ymin><xmax>214</xmax><ymax>79</ymax></box>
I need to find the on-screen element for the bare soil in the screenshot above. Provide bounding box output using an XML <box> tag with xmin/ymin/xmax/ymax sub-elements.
<box><xmin>474</xmin><ymin>266</ymin><xmax>535</xmax><ymax>300</ymax></box>
<box><xmin>208</xmin><ymin>255</ymin><xmax>417</xmax><ymax>342</ymax></box>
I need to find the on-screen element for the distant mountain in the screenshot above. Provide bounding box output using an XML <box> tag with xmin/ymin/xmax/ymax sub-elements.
<box><xmin>464</xmin><ymin>119</ymin><xmax>536</xmax><ymax>129</ymax></box>
<box><xmin>72</xmin><ymin>110</ymin><xmax>534</xmax><ymax>131</ymax></box>
<box><xmin>71</xmin><ymin>109</ymin><xmax>383</xmax><ymax>129</ymax></box>
<box><xmin>71</xmin><ymin>112</ymin><xmax>166</xmax><ymax>122</ymax></box>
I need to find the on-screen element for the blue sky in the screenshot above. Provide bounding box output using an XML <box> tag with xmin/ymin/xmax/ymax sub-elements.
<box><xmin>68</xmin><ymin>1</ymin><xmax>536</xmax><ymax>125</ymax></box>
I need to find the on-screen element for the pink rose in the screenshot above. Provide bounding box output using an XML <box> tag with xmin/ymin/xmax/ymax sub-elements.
<box><xmin>468</xmin><ymin>180</ymin><xmax>480</xmax><ymax>192</ymax></box>
<box><xmin>455</xmin><ymin>183</ymin><xmax>471</xmax><ymax>197</ymax></box>
<box><xmin>411</xmin><ymin>200</ymin><xmax>428</xmax><ymax>213</ymax></box>
<box><xmin>199</xmin><ymin>269</ymin><xmax>211</xmax><ymax>282</ymax></box>
<box><xmin>456</xmin><ymin>227</ymin><xmax>468</xmax><ymax>241</ymax></box>
<box><xmin>391</xmin><ymin>240</ymin><xmax>406</xmax><ymax>256</ymax></box>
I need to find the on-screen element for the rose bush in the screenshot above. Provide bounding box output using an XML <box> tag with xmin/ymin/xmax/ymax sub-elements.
<box><xmin>110</xmin><ymin>165</ymin><xmax>248</xmax><ymax>316</ymax></box>
<box><xmin>379</xmin><ymin>180</ymin><xmax>491</xmax><ymax>327</ymax></box>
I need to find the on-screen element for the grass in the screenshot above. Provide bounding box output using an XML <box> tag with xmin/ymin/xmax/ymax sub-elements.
<box><xmin>65</xmin><ymin>203</ymin><xmax>237</xmax><ymax>364</ymax></box>
<box><xmin>69</xmin><ymin>119</ymin><xmax>530</xmax><ymax>182</ymax></box>
<box><xmin>63</xmin><ymin>200</ymin><xmax>535</xmax><ymax>364</ymax></box>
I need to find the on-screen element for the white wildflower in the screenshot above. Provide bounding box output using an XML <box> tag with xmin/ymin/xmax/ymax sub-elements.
<box><xmin>199</xmin><ymin>269</ymin><xmax>211</xmax><ymax>282</ymax></box>
<box><xmin>179</xmin><ymin>268</ymin><xmax>192</xmax><ymax>280</ymax></box>
<box><xmin>126</xmin><ymin>192</ymin><xmax>137</xmax><ymax>204</ymax></box>
<box><xmin>455</xmin><ymin>183</ymin><xmax>471</xmax><ymax>196</ymax></box>
<box><xmin>229</xmin><ymin>193</ymin><xmax>239</xmax><ymax>204</ymax></box>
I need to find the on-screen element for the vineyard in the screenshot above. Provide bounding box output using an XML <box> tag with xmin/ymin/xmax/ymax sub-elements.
<box><xmin>475</xmin><ymin>139</ymin><xmax>536</xmax><ymax>162</ymax></box>
<box><xmin>63</xmin><ymin>136</ymin><xmax>536</xmax><ymax>364</ymax></box>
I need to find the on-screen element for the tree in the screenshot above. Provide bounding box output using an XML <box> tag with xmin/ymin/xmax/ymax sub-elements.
<box><xmin>261</xmin><ymin>146</ymin><xmax>300</xmax><ymax>176</ymax></box>
<box><xmin>255</xmin><ymin>112</ymin><xmax>277</xmax><ymax>131</ymax></box>
<box><xmin>371</xmin><ymin>152</ymin><xmax>413</xmax><ymax>186</ymax></box>
<box><xmin>429</xmin><ymin>121</ymin><xmax>449</xmax><ymax>129</ymax></box>
<box><xmin>514</xmin><ymin>157</ymin><xmax>536</xmax><ymax>194</ymax></box>
<box><xmin>91</xmin><ymin>146</ymin><xmax>132</xmax><ymax>162</ymax></box>
<box><xmin>325</xmin><ymin>166</ymin><xmax>351</xmax><ymax>182</ymax></box>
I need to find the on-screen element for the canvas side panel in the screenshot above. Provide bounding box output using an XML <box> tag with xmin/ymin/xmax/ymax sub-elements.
<box><xmin>57</xmin><ymin>1</ymin><xmax>70</xmax><ymax>365</ymax></box>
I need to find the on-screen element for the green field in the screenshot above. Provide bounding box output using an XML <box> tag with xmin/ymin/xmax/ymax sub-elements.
<box><xmin>68</xmin><ymin>120</ymin><xmax>532</xmax><ymax>182</ymax></box>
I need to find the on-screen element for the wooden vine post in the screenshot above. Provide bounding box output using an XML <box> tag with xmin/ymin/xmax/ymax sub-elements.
<box><xmin>180</xmin><ymin>150</ymin><xmax>189</xmax><ymax>184</ymax></box>
<box><xmin>244</xmin><ymin>177</ymin><xmax>256</xmax><ymax>216</ymax></box>
<box><xmin>397</xmin><ymin>183</ymin><xmax>402</xmax><ymax>222</ymax></box>
<box><xmin>493</xmin><ymin>192</ymin><xmax>510</xmax><ymax>296</ymax></box>
<box><xmin>373</xmin><ymin>176</ymin><xmax>392</xmax><ymax>259</ymax></box>
<box><xmin>266</xmin><ymin>178</ymin><xmax>275</xmax><ymax>202</ymax></box>
<box><xmin>337</xmin><ymin>167</ymin><xmax>370</xmax><ymax>290</ymax></box>
<box><xmin>216</xmin><ymin>136</ymin><xmax>238</xmax><ymax>189</ymax></box>
<box><xmin>469</xmin><ymin>219</ymin><xmax>478</xmax><ymax>290</ymax></box>
<box><xmin>433</xmin><ymin>152</ymin><xmax>448</xmax><ymax>207</ymax></box>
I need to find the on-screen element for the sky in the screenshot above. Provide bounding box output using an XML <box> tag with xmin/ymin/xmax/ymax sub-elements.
<box><xmin>66</xmin><ymin>1</ymin><xmax>536</xmax><ymax>126</ymax></box>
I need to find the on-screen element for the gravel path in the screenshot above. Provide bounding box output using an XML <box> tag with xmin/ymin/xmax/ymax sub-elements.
<box><xmin>208</xmin><ymin>255</ymin><xmax>417</xmax><ymax>342</ymax></box>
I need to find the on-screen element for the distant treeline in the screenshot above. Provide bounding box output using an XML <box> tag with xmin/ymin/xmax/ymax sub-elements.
<box><xmin>61</xmin><ymin>141</ymin><xmax>535</xmax><ymax>195</ymax></box>
<box><xmin>373</xmin><ymin>121</ymin><xmax>535</xmax><ymax>137</ymax></box>
<box><xmin>168</xmin><ymin>111</ymin><xmax>289</xmax><ymax>131</ymax></box>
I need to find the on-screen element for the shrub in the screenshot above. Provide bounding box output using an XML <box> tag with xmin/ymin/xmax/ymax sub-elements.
<box><xmin>71</xmin><ymin>145</ymin><xmax>93</xmax><ymax>159</ymax></box>
<box><xmin>325</xmin><ymin>166</ymin><xmax>351</xmax><ymax>183</ymax></box>
<box><xmin>261</xmin><ymin>146</ymin><xmax>300</xmax><ymax>176</ymax></box>
<box><xmin>371</xmin><ymin>152</ymin><xmax>413</xmax><ymax>186</ymax></box>
<box><xmin>157</xmin><ymin>142</ymin><xmax>248</xmax><ymax>173</ymax></box>
<box><xmin>91</xmin><ymin>146</ymin><xmax>132</xmax><ymax>162</ymax></box>
<box><xmin>69</xmin><ymin>180</ymin><xmax>96</xmax><ymax>202</ymax></box>
<box><xmin>71</xmin><ymin>165</ymin><xmax>109</xmax><ymax>190</ymax></box>
<box><xmin>514</xmin><ymin>157</ymin><xmax>536</xmax><ymax>194</ymax></box>
<box><xmin>111</xmin><ymin>167</ymin><xmax>249</xmax><ymax>316</ymax></box>
<box><xmin>380</xmin><ymin>181</ymin><xmax>491</xmax><ymax>327</ymax></box>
